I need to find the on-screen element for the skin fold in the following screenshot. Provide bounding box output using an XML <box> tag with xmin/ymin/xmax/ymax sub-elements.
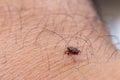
<box><xmin>0</xmin><ymin>0</ymin><xmax>120</xmax><ymax>80</ymax></box>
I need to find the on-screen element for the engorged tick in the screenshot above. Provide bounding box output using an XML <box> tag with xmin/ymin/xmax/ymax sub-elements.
<box><xmin>65</xmin><ymin>47</ymin><xmax>80</xmax><ymax>55</ymax></box>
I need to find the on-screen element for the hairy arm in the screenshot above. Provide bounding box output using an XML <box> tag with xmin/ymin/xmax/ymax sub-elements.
<box><xmin>0</xmin><ymin>0</ymin><xmax>120</xmax><ymax>80</ymax></box>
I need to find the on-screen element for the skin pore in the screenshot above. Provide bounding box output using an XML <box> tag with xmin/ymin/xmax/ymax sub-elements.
<box><xmin>0</xmin><ymin>0</ymin><xmax>120</xmax><ymax>80</ymax></box>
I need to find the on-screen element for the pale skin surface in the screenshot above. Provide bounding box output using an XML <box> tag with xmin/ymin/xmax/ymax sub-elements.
<box><xmin>0</xmin><ymin>0</ymin><xmax>120</xmax><ymax>80</ymax></box>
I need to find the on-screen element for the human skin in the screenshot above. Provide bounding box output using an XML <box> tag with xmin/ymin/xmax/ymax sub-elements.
<box><xmin>0</xmin><ymin>0</ymin><xmax>120</xmax><ymax>80</ymax></box>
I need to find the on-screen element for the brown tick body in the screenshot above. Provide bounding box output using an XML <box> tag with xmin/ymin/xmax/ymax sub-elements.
<box><xmin>65</xmin><ymin>47</ymin><xmax>80</xmax><ymax>55</ymax></box>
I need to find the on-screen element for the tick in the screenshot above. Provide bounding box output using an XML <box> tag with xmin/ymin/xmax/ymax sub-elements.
<box><xmin>65</xmin><ymin>47</ymin><xmax>80</xmax><ymax>55</ymax></box>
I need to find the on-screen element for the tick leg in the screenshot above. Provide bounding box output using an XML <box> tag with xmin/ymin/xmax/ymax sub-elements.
<box><xmin>68</xmin><ymin>52</ymin><xmax>69</xmax><ymax>55</ymax></box>
<box><xmin>65</xmin><ymin>51</ymin><xmax>69</xmax><ymax>55</ymax></box>
<box><xmin>65</xmin><ymin>51</ymin><xmax>67</xmax><ymax>54</ymax></box>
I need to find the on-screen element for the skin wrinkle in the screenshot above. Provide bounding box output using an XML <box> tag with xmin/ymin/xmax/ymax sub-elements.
<box><xmin>0</xmin><ymin>0</ymin><xmax>119</xmax><ymax>80</ymax></box>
